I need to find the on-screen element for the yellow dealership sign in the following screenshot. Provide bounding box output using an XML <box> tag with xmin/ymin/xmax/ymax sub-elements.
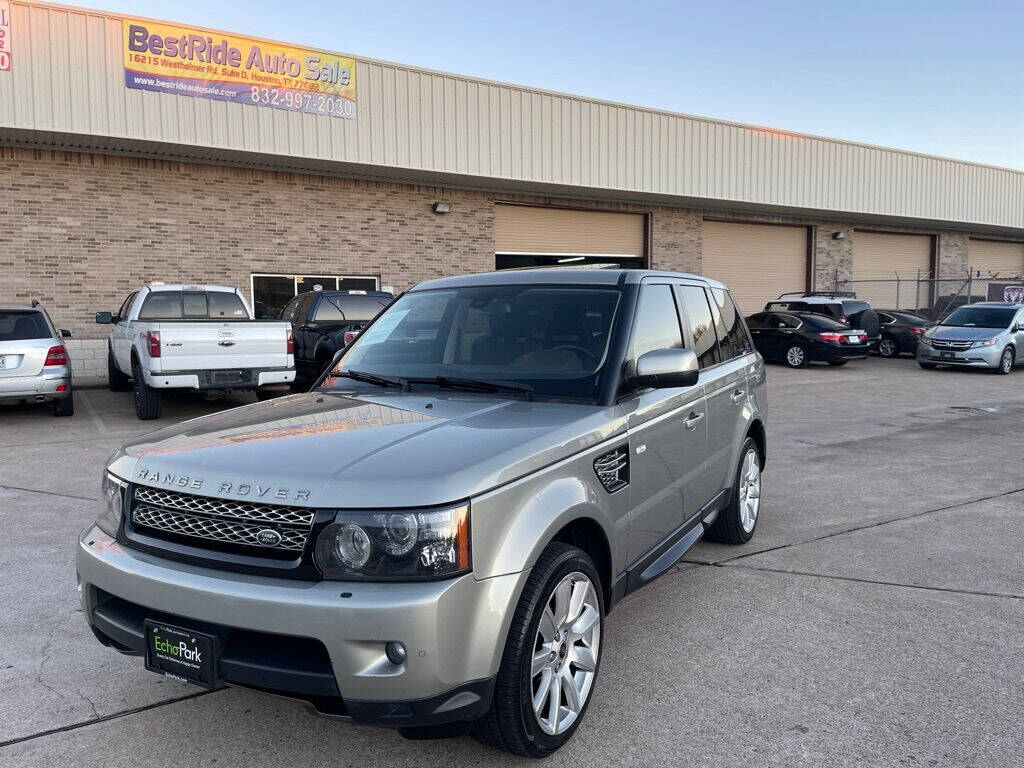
<box><xmin>122</xmin><ymin>19</ymin><xmax>356</xmax><ymax>119</ymax></box>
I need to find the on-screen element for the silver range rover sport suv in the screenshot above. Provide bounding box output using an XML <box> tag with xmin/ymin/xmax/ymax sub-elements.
<box><xmin>77</xmin><ymin>269</ymin><xmax>767</xmax><ymax>757</ymax></box>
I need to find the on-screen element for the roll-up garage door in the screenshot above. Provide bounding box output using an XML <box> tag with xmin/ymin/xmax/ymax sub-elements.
<box><xmin>968</xmin><ymin>239</ymin><xmax>1024</xmax><ymax>277</ymax></box>
<box><xmin>701</xmin><ymin>221</ymin><xmax>809</xmax><ymax>314</ymax></box>
<box><xmin>494</xmin><ymin>204</ymin><xmax>645</xmax><ymax>268</ymax></box>
<box><xmin>852</xmin><ymin>231</ymin><xmax>932</xmax><ymax>310</ymax></box>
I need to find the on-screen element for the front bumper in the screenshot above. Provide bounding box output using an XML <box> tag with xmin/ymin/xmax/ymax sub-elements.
<box><xmin>0</xmin><ymin>368</ymin><xmax>71</xmax><ymax>402</ymax></box>
<box><xmin>77</xmin><ymin>525</ymin><xmax>526</xmax><ymax>725</ymax></box>
<box><xmin>141</xmin><ymin>367</ymin><xmax>295</xmax><ymax>390</ymax></box>
<box><xmin>917</xmin><ymin>343</ymin><xmax>1003</xmax><ymax>367</ymax></box>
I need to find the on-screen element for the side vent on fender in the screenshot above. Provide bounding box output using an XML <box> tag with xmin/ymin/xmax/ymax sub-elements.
<box><xmin>594</xmin><ymin>445</ymin><xmax>630</xmax><ymax>494</ymax></box>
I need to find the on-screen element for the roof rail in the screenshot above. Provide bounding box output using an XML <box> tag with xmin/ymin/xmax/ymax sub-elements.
<box><xmin>776</xmin><ymin>291</ymin><xmax>857</xmax><ymax>299</ymax></box>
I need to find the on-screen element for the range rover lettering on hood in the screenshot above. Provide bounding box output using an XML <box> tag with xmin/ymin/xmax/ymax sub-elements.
<box><xmin>135</xmin><ymin>468</ymin><xmax>311</xmax><ymax>502</ymax></box>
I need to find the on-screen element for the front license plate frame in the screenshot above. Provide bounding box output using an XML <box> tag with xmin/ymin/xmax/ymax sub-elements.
<box><xmin>144</xmin><ymin>620</ymin><xmax>221</xmax><ymax>688</ymax></box>
<box><xmin>941</xmin><ymin>351</ymin><xmax>955</xmax><ymax>360</ymax></box>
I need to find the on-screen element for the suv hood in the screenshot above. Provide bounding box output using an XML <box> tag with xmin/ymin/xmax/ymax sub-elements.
<box><xmin>114</xmin><ymin>391</ymin><xmax>624</xmax><ymax>508</ymax></box>
<box><xmin>929</xmin><ymin>326</ymin><xmax>1007</xmax><ymax>341</ymax></box>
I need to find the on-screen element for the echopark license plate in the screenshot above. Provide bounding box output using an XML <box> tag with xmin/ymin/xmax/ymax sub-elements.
<box><xmin>144</xmin><ymin>620</ymin><xmax>220</xmax><ymax>688</ymax></box>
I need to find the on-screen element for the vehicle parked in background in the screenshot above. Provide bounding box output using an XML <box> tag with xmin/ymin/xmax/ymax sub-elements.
<box><xmin>0</xmin><ymin>303</ymin><xmax>74</xmax><ymax>416</ymax></box>
<box><xmin>280</xmin><ymin>289</ymin><xmax>392</xmax><ymax>385</ymax></box>
<box><xmin>918</xmin><ymin>302</ymin><xmax>1024</xmax><ymax>374</ymax></box>
<box><xmin>746</xmin><ymin>310</ymin><xmax>869</xmax><ymax>368</ymax></box>
<box><xmin>875</xmin><ymin>310</ymin><xmax>933</xmax><ymax>358</ymax></box>
<box><xmin>766</xmin><ymin>292</ymin><xmax>880</xmax><ymax>347</ymax></box>
<box><xmin>78</xmin><ymin>269</ymin><xmax>766</xmax><ymax>757</ymax></box>
<box><xmin>96</xmin><ymin>284</ymin><xmax>295</xmax><ymax>420</ymax></box>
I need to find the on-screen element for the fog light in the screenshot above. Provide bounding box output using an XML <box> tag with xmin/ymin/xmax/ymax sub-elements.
<box><xmin>385</xmin><ymin>641</ymin><xmax>407</xmax><ymax>665</ymax></box>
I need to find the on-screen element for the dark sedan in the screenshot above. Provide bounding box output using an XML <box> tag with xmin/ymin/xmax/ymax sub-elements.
<box><xmin>745</xmin><ymin>311</ymin><xmax>870</xmax><ymax>368</ymax></box>
<box><xmin>875</xmin><ymin>310</ymin><xmax>933</xmax><ymax>358</ymax></box>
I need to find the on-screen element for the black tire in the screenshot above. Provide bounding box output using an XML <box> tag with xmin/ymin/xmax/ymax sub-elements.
<box><xmin>471</xmin><ymin>542</ymin><xmax>604</xmax><ymax>758</ymax></box>
<box><xmin>877</xmin><ymin>336</ymin><xmax>900</xmax><ymax>358</ymax></box>
<box><xmin>132</xmin><ymin>361</ymin><xmax>161</xmax><ymax>420</ymax></box>
<box><xmin>827</xmin><ymin>360</ymin><xmax>848</xmax><ymax>367</ymax></box>
<box><xmin>783</xmin><ymin>344</ymin><xmax>808</xmax><ymax>368</ymax></box>
<box><xmin>706</xmin><ymin>437</ymin><xmax>761</xmax><ymax>544</ymax></box>
<box><xmin>994</xmin><ymin>346</ymin><xmax>1014</xmax><ymax>375</ymax></box>
<box><xmin>108</xmin><ymin>347</ymin><xmax>131</xmax><ymax>391</ymax></box>
<box><xmin>919</xmin><ymin>362</ymin><xmax>938</xmax><ymax>370</ymax></box>
<box><xmin>53</xmin><ymin>390</ymin><xmax>74</xmax><ymax>417</ymax></box>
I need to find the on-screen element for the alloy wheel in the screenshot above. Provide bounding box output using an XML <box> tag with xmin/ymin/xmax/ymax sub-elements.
<box><xmin>879</xmin><ymin>338</ymin><xmax>896</xmax><ymax>357</ymax></box>
<box><xmin>531</xmin><ymin>572</ymin><xmax>601</xmax><ymax>736</ymax></box>
<box><xmin>1002</xmin><ymin>349</ymin><xmax>1013</xmax><ymax>373</ymax></box>
<box><xmin>738</xmin><ymin>449</ymin><xmax>761</xmax><ymax>533</ymax></box>
<box><xmin>786</xmin><ymin>346</ymin><xmax>805</xmax><ymax>367</ymax></box>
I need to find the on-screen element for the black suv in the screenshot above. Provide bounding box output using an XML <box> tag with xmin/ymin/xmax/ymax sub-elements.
<box><xmin>764</xmin><ymin>292</ymin><xmax>880</xmax><ymax>346</ymax></box>
<box><xmin>280</xmin><ymin>290</ymin><xmax>393</xmax><ymax>384</ymax></box>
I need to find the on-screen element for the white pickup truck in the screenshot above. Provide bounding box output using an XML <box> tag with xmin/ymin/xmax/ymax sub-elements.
<box><xmin>96</xmin><ymin>284</ymin><xmax>295</xmax><ymax>419</ymax></box>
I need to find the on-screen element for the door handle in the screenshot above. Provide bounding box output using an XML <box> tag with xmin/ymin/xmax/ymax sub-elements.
<box><xmin>730</xmin><ymin>389</ymin><xmax>746</xmax><ymax>404</ymax></box>
<box><xmin>683</xmin><ymin>411</ymin><xmax>705</xmax><ymax>430</ymax></box>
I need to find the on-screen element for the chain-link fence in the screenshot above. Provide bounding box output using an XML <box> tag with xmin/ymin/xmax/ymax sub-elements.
<box><xmin>830</xmin><ymin>266</ymin><xmax>1024</xmax><ymax>320</ymax></box>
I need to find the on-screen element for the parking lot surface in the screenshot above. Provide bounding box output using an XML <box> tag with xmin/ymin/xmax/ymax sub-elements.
<box><xmin>2</xmin><ymin>358</ymin><xmax>1022</xmax><ymax>767</ymax></box>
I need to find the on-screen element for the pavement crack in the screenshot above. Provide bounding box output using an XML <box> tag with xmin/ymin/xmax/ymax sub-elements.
<box><xmin>0</xmin><ymin>484</ymin><xmax>97</xmax><ymax>502</ymax></box>
<box><xmin>694</xmin><ymin>485</ymin><xmax>1024</xmax><ymax>567</ymax></box>
<box><xmin>711</xmin><ymin>562</ymin><xmax>1024</xmax><ymax>602</ymax></box>
<box><xmin>0</xmin><ymin>690</ymin><xmax>220</xmax><ymax>749</ymax></box>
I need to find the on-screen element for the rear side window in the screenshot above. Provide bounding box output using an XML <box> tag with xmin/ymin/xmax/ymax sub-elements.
<box><xmin>631</xmin><ymin>284</ymin><xmax>683</xmax><ymax>361</ymax></box>
<box><xmin>709</xmin><ymin>289</ymin><xmax>754</xmax><ymax>360</ymax></box>
<box><xmin>0</xmin><ymin>311</ymin><xmax>49</xmax><ymax>341</ymax></box>
<box><xmin>800</xmin><ymin>314</ymin><xmax>848</xmax><ymax>330</ymax></box>
<box><xmin>843</xmin><ymin>301</ymin><xmax>870</xmax><ymax>316</ymax></box>
<box><xmin>765</xmin><ymin>301</ymin><xmax>810</xmax><ymax>313</ymax></box>
<box><xmin>676</xmin><ymin>285</ymin><xmax>719</xmax><ymax>369</ymax></box>
<box><xmin>138</xmin><ymin>292</ymin><xmax>183</xmax><ymax>320</ymax></box>
<box><xmin>314</xmin><ymin>295</ymin><xmax>391</xmax><ymax>322</ymax></box>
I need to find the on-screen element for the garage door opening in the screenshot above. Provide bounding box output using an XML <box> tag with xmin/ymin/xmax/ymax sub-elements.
<box><xmin>494</xmin><ymin>204</ymin><xmax>646</xmax><ymax>271</ymax></box>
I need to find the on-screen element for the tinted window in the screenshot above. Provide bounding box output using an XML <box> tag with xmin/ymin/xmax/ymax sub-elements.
<box><xmin>0</xmin><ymin>311</ymin><xmax>49</xmax><ymax>341</ymax></box>
<box><xmin>710</xmin><ymin>289</ymin><xmax>754</xmax><ymax>360</ymax></box>
<box><xmin>138</xmin><ymin>291</ymin><xmax>247</xmax><ymax>320</ymax></box>
<box><xmin>842</xmin><ymin>301</ymin><xmax>871</xmax><ymax>315</ymax></box>
<box><xmin>745</xmin><ymin>312</ymin><xmax>769</xmax><ymax>329</ymax></box>
<box><xmin>280</xmin><ymin>296</ymin><xmax>302</xmax><ymax>322</ymax></box>
<box><xmin>940</xmin><ymin>306</ymin><xmax>1016</xmax><ymax>329</ymax></box>
<box><xmin>876</xmin><ymin>312</ymin><xmax>895</xmax><ymax>324</ymax></box>
<box><xmin>631</xmin><ymin>284</ymin><xmax>683</xmax><ymax>361</ymax></box>
<box><xmin>117</xmin><ymin>292</ymin><xmax>137</xmax><ymax>319</ymax></box>
<box><xmin>765</xmin><ymin>301</ymin><xmax>811</xmax><ymax>313</ymax></box>
<box><xmin>336</xmin><ymin>286</ymin><xmax>622</xmax><ymax>402</ymax></box>
<box><xmin>798</xmin><ymin>314</ymin><xmax>848</xmax><ymax>330</ymax></box>
<box><xmin>314</xmin><ymin>294</ymin><xmax>391</xmax><ymax>322</ymax></box>
<box><xmin>769</xmin><ymin>313</ymin><xmax>801</xmax><ymax>329</ymax></box>
<box><xmin>676</xmin><ymin>285</ymin><xmax>718</xmax><ymax>369</ymax></box>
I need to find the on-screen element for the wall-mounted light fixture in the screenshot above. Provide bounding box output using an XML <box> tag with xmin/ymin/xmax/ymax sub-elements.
<box><xmin>831</xmin><ymin>231</ymin><xmax>846</xmax><ymax>240</ymax></box>
<box><xmin>432</xmin><ymin>201</ymin><xmax>453</xmax><ymax>214</ymax></box>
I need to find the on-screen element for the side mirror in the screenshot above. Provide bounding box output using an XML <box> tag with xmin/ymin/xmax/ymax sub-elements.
<box><xmin>59</xmin><ymin>329</ymin><xmax>72</xmax><ymax>338</ymax></box>
<box><xmin>633</xmin><ymin>348</ymin><xmax>699</xmax><ymax>389</ymax></box>
<box><xmin>95</xmin><ymin>311</ymin><xmax>113</xmax><ymax>324</ymax></box>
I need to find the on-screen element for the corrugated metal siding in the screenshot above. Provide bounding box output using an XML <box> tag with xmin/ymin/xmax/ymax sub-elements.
<box><xmin>494</xmin><ymin>204</ymin><xmax>644</xmax><ymax>255</ymax></box>
<box><xmin>1</xmin><ymin>1</ymin><xmax>1024</xmax><ymax>232</ymax></box>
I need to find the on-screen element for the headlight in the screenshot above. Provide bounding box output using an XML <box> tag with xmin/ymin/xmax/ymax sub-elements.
<box><xmin>973</xmin><ymin>338</ymin><xmax>998</xmax><ymax>347</ymax></box>
<box><xmin>97</xmin><ymin>472</ymin><xmax>126</xmax><ymax>536</ymax></box>
<box><xmin>314</xmin><ymin>503</ymin><xmax>470</xmax><ymax>580</ymax></box>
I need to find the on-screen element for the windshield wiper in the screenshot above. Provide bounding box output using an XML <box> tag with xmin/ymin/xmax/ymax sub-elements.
<box><xmin>333</xmin><ymin>369</ymin><xmax>409</xmax><ymax>390</ymax></box>
<box><xmin>406</xmin><ymin>376</ymin><xmax>535</xmax><ymax>400</ymax></box>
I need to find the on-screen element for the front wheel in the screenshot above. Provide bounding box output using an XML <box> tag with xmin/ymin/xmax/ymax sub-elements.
<box><xmin>877</xmin><ymin>337</ymin><xmax>899</xmax><ymax>358</ymax></box>
<box><xmin>706</xmin><ymin>437</ymin><xmax>762</xmax><ymax>544</ymax></box>
<box><xmin>472</xmin><ymin>542</ymin><xmax>603</xmax><ymax>758</ymax></box>
<box><xmin>784</xmin><ymin>344</ymin><xmax>808</xmax><ymax>368</ymax></box>
<box><xmin>994</xmin><ymin>346</ymin><xmax>1014</xmax><ymax>375</ymax></box>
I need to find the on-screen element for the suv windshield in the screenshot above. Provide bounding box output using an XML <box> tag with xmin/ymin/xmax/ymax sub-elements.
<box><xmin>939</xmin><ymin>306</ymin><xmax>1016</xmax><ymax>329</ymax></box>
<box><xmin>0</xmin><ymin>311</ymin><xmax>50</xmax><ymax>341</ymax></box>
<box><xmin>329</xmin><ymin>285</ymin><xmax>622</xmax><ymax>401</ymax></box>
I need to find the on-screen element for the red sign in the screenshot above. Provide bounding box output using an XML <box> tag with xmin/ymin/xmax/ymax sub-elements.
<box><xmin>0</xmin><ymin>1</ymin><xmax>10</xmax><ymax>72</ymax></box>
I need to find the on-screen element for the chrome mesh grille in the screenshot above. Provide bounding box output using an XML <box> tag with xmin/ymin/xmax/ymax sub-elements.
<box><xmin>130</xmin><ymin>485</ymin><xmax>314</xmax><ymax>553</ymax></box>
<box><xmin>929</xmin><ymin>339</ymin><xmax>973</xmax><ymax>350</ymax></box>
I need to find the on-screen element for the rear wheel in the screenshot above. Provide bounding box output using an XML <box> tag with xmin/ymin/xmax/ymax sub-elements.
<box><xmin>108</xmin><ymin>347</ymin><xmax>131</xmax><ymax>391</ymax></box>
<box><xmin>784</xmin><ymin>344</ymin><xmax>808</xmax><ymax>368</ymax></box>
<box><xmin>995</xmin><ymin>346</ymin><xmax>1014</xmax><ymax>375</ymax></box>
<box><xmin>132</xmin><ymin>361</ymin><xmax>161</xmax><ymax>420</ymax></box>
<box><xmin>706</xmin><ymin>437</ymin><xmax>761</xmax><ymax>544</ymax></box>
<box><xmin>53</xmin><ymin>391</ymin><xmax>74</xmax><ymax>417</ymax></box>
<box><xmin>877</xmin><ymin>337</ymin><xmax>899</xmax><ymax>358</ymax></box>
<box><xmin>472</xmin><ymin>542</ymin><xmax>603</xmax><ymax>757</ymax></box>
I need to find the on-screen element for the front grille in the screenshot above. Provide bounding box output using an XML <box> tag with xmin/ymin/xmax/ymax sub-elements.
<box><xmin>130</xmin><ymin>485</ymin><xmax>315</xmax><ymax>553</ymax></box>
<box><xmin>929</xmin><ymin>339</ymin><xmax>973</xmax><ymax>350</ymax></box>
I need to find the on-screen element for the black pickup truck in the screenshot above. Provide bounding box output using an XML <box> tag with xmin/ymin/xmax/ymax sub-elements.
<box><xmin>280</xmin><ymin>290</ymin><xmax>393</xmax><ymax>385</ymax></box>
